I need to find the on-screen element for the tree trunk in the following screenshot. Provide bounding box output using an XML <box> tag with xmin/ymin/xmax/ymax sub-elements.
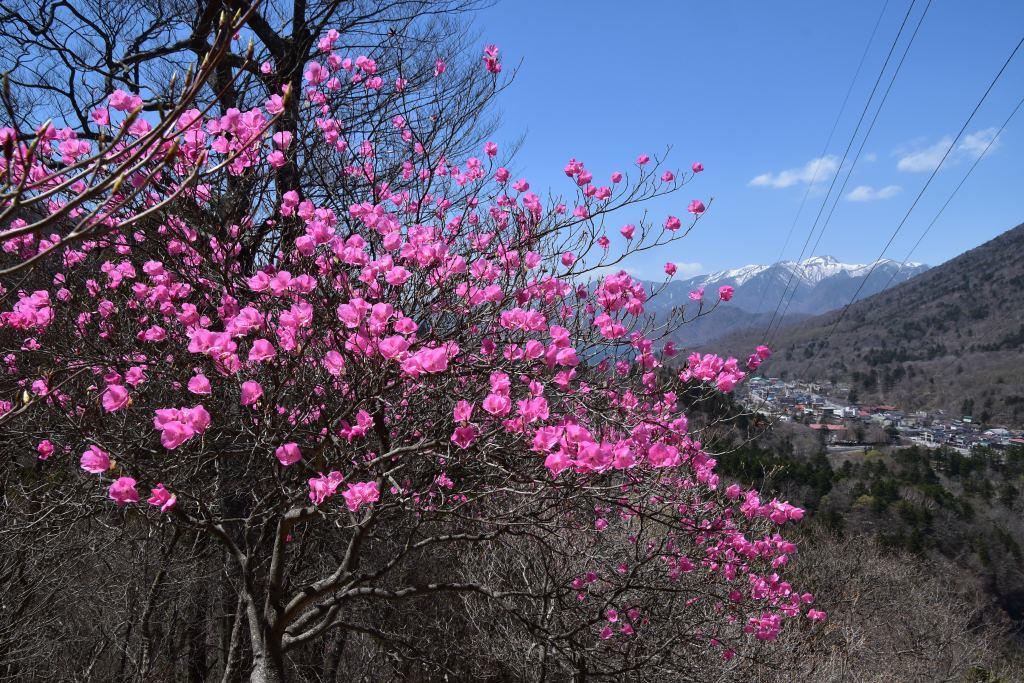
<box><xmin>322</xmin><ymin>629</ymin><xmax>347</xmax><ymax>682</ymax></box>
<box><xmin>186</xmin><ymin>585</ymin><xmax>209</xmax><ymax>683</ymax></box>
<box><xmin>249</xmin><ymin>651</ymin><xmax>285</xmax><ymax>683</ymax></box>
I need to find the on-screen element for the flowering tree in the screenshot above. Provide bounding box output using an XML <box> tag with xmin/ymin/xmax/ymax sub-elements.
<box><xmin>0</xmin><ymin>2</ymin><xmax>820</xmax><ymax>680</ymax></box>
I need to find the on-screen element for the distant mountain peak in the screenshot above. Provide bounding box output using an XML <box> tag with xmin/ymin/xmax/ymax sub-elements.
<box><xmin>643</xmin><ymin>253</ymin><xmax>932</xmax><ymax>347</ymax></box>
<box><xmin>697</xmin><ymin>255</ymin><xmax>926</xmax><ymax>288</ymax></box>
<box><xmin>699</xmin><ymin>263</ymin><xmax>771</xmax><ymax>286</ymax></box>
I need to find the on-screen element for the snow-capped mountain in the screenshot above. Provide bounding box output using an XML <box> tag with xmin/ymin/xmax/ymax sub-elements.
<box><xmin>644</xmin><ymin>255</ymin><xmax>929</xmax><ymax>346</ymax></box>
<box><xmin>698</xmin><ymin>255</ymin><xmax>926</xmax><ymax>290</ymax></box>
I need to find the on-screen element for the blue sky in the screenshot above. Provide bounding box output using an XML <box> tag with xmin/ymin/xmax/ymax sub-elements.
<box><xmin>475</xmin><ymin>0</ymin><xmax>1024</xmax><ymax>279</ymax></box>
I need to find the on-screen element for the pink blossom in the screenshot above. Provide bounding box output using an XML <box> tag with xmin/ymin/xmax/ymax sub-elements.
<box><xmin>482</xmin><ymin>393</ymin><xmax>511</xmax><ymax>416</ymax></box>
<box><xmin>158</xmin><ymin>421</ymin><xmax>193</xmax><ymax>449</ymax></box>
<box><xmin>688</xmin><ymin>199</ymin><xmax>706</xmax><ymax>215</ymax></box>
<box><xmin>454</xmin><ymin>400</ymin><xmax>473</xmax><ymax>422</ymax></box>
<box><xmin>385</xmin><ymin>267</ymin><xmax>411</xmax><ymax>285</ymax></box>
<box><xmin>272</xmin><ymin>131</ymin><xmax>293</xmax><ymax>149</ymax></box>
<box><xmin>80</xmin><ymin>445</ymin><xmax>110</xmax><ymax>473</ymax></box>
<box><xmin>692</xmin><ymin>162</ymin><xmax>704</xmax><ymax>173</ymax></box>
<box><xmin>37</xmin><ymin>439</ymin><xmax>54</xmax><ymax>460</ymax></box>
<box><xmin>647</xmin><ymin>443</ymin><xmax>680</xmax><ymax>468</ymax></box>
<box><xmin>719</xmin><ymin>285</ymin><xmax>734</xmax><ymax>301</ymax></box>
<box><xmin>403</xmin><ymin>347</ymin><xmax>449</xmax><ymax>375</ymax></box>
<box><xmin>108</xmin><ymin>477</ymin><xmax>139</xmax><ymax>506</ymax></box>
<box><xmin>451</xmin><ymin>425</ymin><xmax>477</xmax><ymax>449</ymax></box>
<box><xmin>379</xmin><ymin>335</ymin><xmax>410</xmax><ymax>359</ymax></box>
<box><xmin>188</xmin><ymin>373</ymin><xmax>212</xmax><ymax>395</ymax></box>
<box><xmin>664</xmin><ymin>262</ymin><xmax>677</xmax><ymax>276</ymax></box>
<box><xmin>544</xmin><ymin>450</ymin><xmax>572</xmax><ymax>477</ymax></box>
<box><xmin>323</xmin><ymin>350</ymin><xmax>346</xmax><ymax>375</ymax></box>
<box><xmin>746</xmin><ymin>344</ymin><xmax>772</xmax><ymax>370</ymax></box>
<box><xmin>101</xmin><ymin>384</ymin><xmax>130</xmax><ymax>412</ymax></box>
<box><xmin>240</xmin><ymin>380</ymin><xmax>263</xmax><ymax>406</ymax></box>
<box><xmin>482</xmin><ymin>44</ymin><xmax>501</xmax><ymax>74</ymax></box>
<box><xmin>309</xmin><ymin>471</ymin><xmax>343</xmax><ymax>504</ymax></box>
<box><xmin>108</xmin><ymin>89</ymin><xmax>143</xmax><ymax>112</ymax></box>
<box><xmin>248</xmin><ymin>338</ymin><xmax>277</xmax><ymax>362</ymax></box>
<box><xmin>91</xmin><ymin>107</ymin><xmax>110</xmax><ymax>126</ymax></box>
<box><xmin>342</xmin><ymin>481</ymin><xmax>380</xmax><ymax>512</ymax></box>
<box><xmin>147</xmin><ymin>484</ymin><xmax>177</xmax><ymax>512</ymax></box>
<box><xmin>275</xmin><ymin>442</ymin><xmax>302</xmax><ymax>466</ymax></box>
<box><xmin>153</xmin><ymin>405</ymin><xmax>210</xmax><ymax>450</ymax></box>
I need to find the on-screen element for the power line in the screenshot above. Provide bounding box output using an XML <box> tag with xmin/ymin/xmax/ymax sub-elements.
<box><xmin>857</xmin><ymin>94</ymin><xmax>1024</xmax><ymax>395</ymax></box>
<box><xmin>760</xmin><ymin>0</ymin><xmax>921</xmax><ymax>342</ymax></box>
<box><xmin>731</xmin><ymin>28</ymin><xmax>1024</xmax><ymax>454</ymax></box>
<box><xmin>882</xmin><ymin>91</ymin><xmax>1024</xmax><ymax>291</ymax></box>
<box><xmin>765</xmin><ymin>0</ymin><xmax>933</xmax><ymax>343</ymax></box>
<box><xmin>751</xmin><ymin>0</ymin><xmax>893</xmax><ymax>316</ymax></box>
<box><xmin>794</xmin><ymin>31</ymin><xmax>1024</xmax><ymax>381</ymax></box>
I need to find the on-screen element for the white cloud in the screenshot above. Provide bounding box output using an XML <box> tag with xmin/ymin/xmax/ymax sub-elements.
<box><xmin>749</xmin><ymin>155</ymin><xmax>840</xmax><ymax>189</ymax></box>
<box><xmin>958</xmin><ymin>127</ymin><xmax>1001</xmax><ymax>158</ymax></box>
<box><xmin>896</xmin><ymin>137</ymin><xmax>953</xmax><ymax>172</ymax></box>
<box><xmin>846</xmin><ymin>184</ymin><xmax>902</xmax><ymax>202</ymax></box>
<box><xmin>668</xmin><ymin>262</ymin><xmax>705</xmax><ymax>278</ymax></box>
<box><xmin>896</xmin><ymin>128</ymin><xmax>1002</xmax><ymax>173</ymax></box>
<box><xmin>863</xmin><ymin>152</ymin><xmax>878</xmax><ymax>163</ymax></box>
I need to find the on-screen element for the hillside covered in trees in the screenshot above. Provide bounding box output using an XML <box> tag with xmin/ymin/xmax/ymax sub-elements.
<box><xmin>707</xmin><ymin>410</ymin><xmax>1024</xmax><ymax>680</ymax></box>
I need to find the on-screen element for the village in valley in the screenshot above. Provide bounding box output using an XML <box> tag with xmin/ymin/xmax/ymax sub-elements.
<box><xmin>741</xmin><ymin>376</ymin><xmax>1024</xmax><ymax>456</ymax></box>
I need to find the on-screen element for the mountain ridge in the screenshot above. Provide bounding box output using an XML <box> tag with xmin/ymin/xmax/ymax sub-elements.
<box><xmin>697</xmin><ymin>254</ymin><xmax>926</xmax><ymax>288</ymax></box>
<box><xmin>642</xmin><ymin>255</ymin><xmax>929</xmax><ymax>346</ymax></box>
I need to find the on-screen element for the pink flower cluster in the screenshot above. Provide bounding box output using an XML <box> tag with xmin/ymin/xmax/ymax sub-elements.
<box><xmin>341</xmin><ymin>481</ymin><xmax>380</xmax><ymax>512</ymax></box>
<box><xmin>679</xmin><ymin>352</ymin><xmax>748</xmax><ymax>392</ymax></box>
<box><xmin>309</xmin><ymin>471</ymin><xmax>344</xmax><ymax>505</ymax></box>
<box><xmin>2</xmin><ymin>290</ymin><xmax>53</xmax><ymax>330</ymax></box>
<box><xmin>153</xmin><ymin>405</ymin><xmax>211</xmax><ymax>449</ymax></box>
<box><xmin>746</xmin><ymin>344</ymin><xmax>772</xmax><ymax>371</ymax></box>
<box><xmin>482</xmin><ymin>44</ymin><xmax>501</xmax><ymax>74</ymax></box>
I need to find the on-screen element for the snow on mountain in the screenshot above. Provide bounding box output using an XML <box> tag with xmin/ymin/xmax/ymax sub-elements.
<box><xmin>643</xmin><ymin>254</ymin><xmax>930</xmax><ymax>346</ymax></box>
<box><xmin>698</xmin><ymin>255</ymin><xmax>924</xmax><ymax>287</ymax></box>
<box><xmin>698</xmin><ymin>263</ymin><xmax>771</xmax><ymax>287</ymax></box>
